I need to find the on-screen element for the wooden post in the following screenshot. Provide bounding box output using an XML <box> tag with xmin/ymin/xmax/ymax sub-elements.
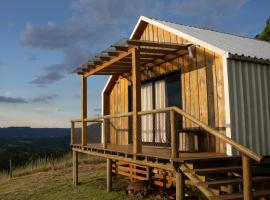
<box><xmin>132</xmin><ymin>47</ymin><xmax>142</xmax><ymax>155</ymax></box>
<box><xmin>176</xmin><ymin>170</ymin><xmax>185</xmax><ymax>200</ymax></box>
<box><xmin>71</xmin><ymin>121</ymin><xmax>75</xmax><ymax>145</ymax></box>
<box><xmin>242</xmin><ymin>155</ymin><xmax>252</xmax><ymax>200</ymax></box>
<box><xmin>73</xmin><ymin>151</ymin><xmax>78</xmax><ymax>186</ymax></box>
<box><xmin>107</xmin><ymin>158</ymin><xmax>112</xmax><ymax>192</ymax></box>
<box><xmin>102</xmin><ymin>119</ymin><xmax>109</xmax><ymax>148</ymax></box>
<box><xmin>146</xmin><ymin>167</ymin><xmax>152</xmax><ymax>181</ymax></box>
<box><xmin>170</xmin><ymin>110</ymin><xmax>179</xmax><ymax>158</ymax></box>
<box><xmin>9</xmin><ymin>159</ymin><xmax>12</xmax><ymax>179</ymax></box>
<box><xmin>82</xmin><ymin>76</ymin><xmax>87</xmax><ymax>146</ymax></box>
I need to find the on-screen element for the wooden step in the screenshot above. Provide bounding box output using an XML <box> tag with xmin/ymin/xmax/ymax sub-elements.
<box><xmin>203</xmin><ymin>176</ymin><xmax>270</xmax><ymax>187</ymax></box>
<box><xmin>185</xmin><ymin>166</ymin><xmax>244</xmax><ymax>175</ymax></box>
<box><xmin>209</xmin><ymin>190</ymin><xmax>270</xmax><ymax>200</ymax></box>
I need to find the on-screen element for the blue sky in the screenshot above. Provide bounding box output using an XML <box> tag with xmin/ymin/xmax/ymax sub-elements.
<box><xmin>0</xmin><ymin>0</ymin><xmax>269</xmax><ymax>128</ymax></box>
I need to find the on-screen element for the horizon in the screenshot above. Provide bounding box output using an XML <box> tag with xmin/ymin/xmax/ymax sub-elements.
<box><xmin>0</xmin><ymin>0</ymin><xmax>270</xmax><ymax>128</ymax></box>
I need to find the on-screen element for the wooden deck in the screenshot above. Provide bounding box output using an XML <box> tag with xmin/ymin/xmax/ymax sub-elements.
<box><xmin>72</xmin><ymin>143</ymin><xmax>236</xmax><ymax>163</ymax></box>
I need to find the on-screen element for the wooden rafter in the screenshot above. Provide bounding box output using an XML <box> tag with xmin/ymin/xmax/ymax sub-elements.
<box><xmin>77</xmin><ymin>39</ymin><xmax>192</xmax><ymax>77</ymax></box>
<box><xmin>83</xmin><ymin>47</ymin><xmax>135</xmax><ymax>77</ymax></box>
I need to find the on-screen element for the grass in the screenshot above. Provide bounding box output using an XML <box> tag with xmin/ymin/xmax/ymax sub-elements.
<box><xmin>0</xmin><ymin>154</ymin><xmax>143</xmax><ymax>200</ymax></box>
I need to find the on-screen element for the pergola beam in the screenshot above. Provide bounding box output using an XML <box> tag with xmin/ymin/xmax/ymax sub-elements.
<box><xmin>84</xmin><ymin>47</ymin><xmax>135</xmax><ymax>77</ymax></box>
<box><xmin>127</xmin><ymin>39</ymin><xmax>191</xmax><ymax>49</ymax></box>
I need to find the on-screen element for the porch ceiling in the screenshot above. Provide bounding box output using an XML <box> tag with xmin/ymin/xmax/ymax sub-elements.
<box><xmin>75</xmin><ymin>38</ymin><xmax>192</xmax><ymax>77</ymax></box>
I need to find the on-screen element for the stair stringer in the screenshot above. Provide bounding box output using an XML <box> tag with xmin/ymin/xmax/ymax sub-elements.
<box><xmin>180</xmin><ymin>163</ymin><xmax>218</xmax><ymax>198</ymax></box>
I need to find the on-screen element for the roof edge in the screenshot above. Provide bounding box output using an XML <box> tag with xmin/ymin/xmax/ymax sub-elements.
<box><xmin>130</xmin><ymin>16</ymin><xmax>227</xmax><ymax>56</ymax></box>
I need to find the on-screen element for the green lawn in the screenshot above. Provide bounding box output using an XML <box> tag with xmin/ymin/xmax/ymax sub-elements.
<box><xmin>0</xmin><ymin>157</ymin><xmax>142</xmax><ymax>200</ymax></box>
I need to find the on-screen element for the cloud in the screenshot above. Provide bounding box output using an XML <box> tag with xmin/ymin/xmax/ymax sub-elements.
<box><xmin>31</xmin><ymin>94</ymin><xmax>58</xmax><ymax>103</ymax></box>
<box><xmin>31</xmin><ymin>71</ymin><xmax>64</xmax><ymax>87</ymax></box>
<box><xmin>29</xmin><ymin>55</ymin><xmax>38</xmax><ymax>62</ymax></box>
<box><xmin>21</xmin><ymin>21</ymin><xmax>90</xmax><ymax>49</ymax></box>
<box><xmin>22</xmin><ymin>0</ymin><xmax>248</xmax><ymax>87</ymax></box>
<box><xmin>35</xmin><ymin>107</ymin><xmax>62</xmax><ymax>114</ymax></box>
<box><xmin>30</xmin><ymin>47</ymin><xmax>90</xmax><ymax>87</ymax></box>
<box><xmin>0</xmin><ymin>96</ymin><xmax>28</xmax><ymax>104</ymax></box>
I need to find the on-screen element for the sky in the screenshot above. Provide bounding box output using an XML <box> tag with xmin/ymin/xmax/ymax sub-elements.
<box><xmin>0</xmin><ymin>0</ymin><xmax>269</xmax><ymax>128</ymax></box>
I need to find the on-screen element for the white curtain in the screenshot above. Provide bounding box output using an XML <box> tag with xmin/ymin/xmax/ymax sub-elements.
<box><xmin>155</xmin><ymin>80</ymin><xmax>167</xmax><ymax>143</ymax></box>
<box><xmin>141</xmin><ymin>83</ymin><xmax>153</xmax><ymax>142</ymax></box>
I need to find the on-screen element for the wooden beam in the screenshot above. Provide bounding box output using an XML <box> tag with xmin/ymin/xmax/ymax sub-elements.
<box><xmin>121</xmin><ymin>56</ymin><xmax>153</xmax><ymax>62</ymax></box>
<box><xmin>71</xmin><ymin>121</ymin><xmax>74</xmax><ymax>145</ymax></box>
<box><xmin>145</xmin><ymin>51</ymin><xmax>189</xmax><ymax>68</ymax></box>
<box><xmin>107</xmin><ymin>158</ymin><xmax>112</xmax><ymax>192</ymax></box>
<box><xmin>242</xmin><ymin>155</ymin><xmax>252</xmax><ymax>200</ymax></box>
<box><xmin>170</xmin><ymin>110</ymin><xmax>179</xmax><ymax>158</ymax></box>
<box><xmin>132</xmin><ymin>47</ymin><xmax>142</xmax><ymax>154</ymax></box>
<box><xmin>176</xmin><ymin>170</ymin><xmax>185</xmax><ymax>200</ymax></box>
<box><xmin>73</xmin><ymin>151</ymin><xmax>78</xmax><ymax>186</ymax></box>
<box><xmin>128</xmin><ymin>39</ymin><xmax>191</xmax><ymax>49</ymax></box>
<box><xmin>84</xmin><ymin>48</ymin><xmax>134</xmax><ymax>77</ymax></box>
<box><xmin>82</xmin><ymin>76</ymin><xmax>87</xmax><ymax>146</ymax></box>
<box><xmin>140</xmin><ymin>47</ymin><xmax>177</xmax><ymax>54</ymax></box>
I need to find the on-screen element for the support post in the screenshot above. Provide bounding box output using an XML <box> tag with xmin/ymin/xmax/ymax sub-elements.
<box><xmin>102</xmin><ymin>119</ymin><xmax>109</xmax><ymax>148</ymax></box>
<box><xmin>107</xmin><ymin>158</ymin><xmax>112</xmax><ymax>192</ymax></box>
<box><xmin>176</xmin><ymin>170</ymin><xmax>185</xmax><ymax>200</ymax></box>
<box><xmin>73</xmin><ymin>151</ymin><xmax>78</xmax><ymax>186</ymax></box>
<box><xmin>132</xmin><ymin>47</ymin><xmax>142</xmax><ymax>155</ymax></box>
<box><xmin>82</xmin><ymin>76</ymin><xmax>87</xmax><ymax>146</ymax></box>
<box><xmin>170</xmin><ymin>110</ymin><xmax>179</xmax><ymax>158</ymax></box>
<box><xmin>146</xmin><ymin>167</ymin><xmax>152</xmax><ymax>181</ymax></box>
<box><xmin>242</xmin><ymin>155</ymin><xmax>252</xmax><ymax>200</ymax></box>
<box><xmin>9</xmin><ymin>159</ymin><xmax>12</xmax><ymax>179</ymax></box>
<box><xmin>71</xmin><ymin>121</ymin><xmax>75</xmax><ymax>145</ymax></box>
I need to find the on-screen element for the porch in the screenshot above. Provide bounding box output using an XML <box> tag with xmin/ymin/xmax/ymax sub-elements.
<box><xmin>71</xmin><ymin>38</ymin><xmax>264</xmax><ymax>199</ymax></box>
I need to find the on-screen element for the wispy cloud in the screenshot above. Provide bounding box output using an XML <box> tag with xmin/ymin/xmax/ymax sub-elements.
<box><xmin>0</xmin><ymin>96</ymin><xmax>28</xmax><ymax>104</ymax></box>
<box><xmin>29</xmin><ymin>55</ymin><xmax>38</xmax><ymax>62</ymax></box>
<box><xmin>35</xmin><ymin>107</ymin><xmax>62</xmax><ymax>114</ymax></box>
<box><xmin>31</xmin><ymin>94</ymin><xmax>58</xmax><ymax>103</ymax></box>
<box><xmin>31</xmin><ymin>71</ymin><xmax>64</xmax><ymax>87</ymax></box>
<box><xmin>0</xmin><ymin>94</ymin><xmax>58</xmax><ymax>104</ymax></box>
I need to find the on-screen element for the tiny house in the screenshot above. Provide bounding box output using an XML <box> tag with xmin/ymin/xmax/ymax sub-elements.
<box><xmin>71</xmin><ymin>16</ymin><xmax>270</xmax><ymax>199</ymax></box>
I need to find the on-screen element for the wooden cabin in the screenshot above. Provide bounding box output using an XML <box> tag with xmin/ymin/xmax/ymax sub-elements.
<box><xmin>71</xmin><ymin>16</ymin><xmax>270</xmax><ymax>199</ymax></box>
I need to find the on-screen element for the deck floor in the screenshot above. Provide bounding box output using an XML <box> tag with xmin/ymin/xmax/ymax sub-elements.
<box><xmin>73</xmin><ymin>143</ymin><xmax>235</xmax><ymax>162</ymax></box>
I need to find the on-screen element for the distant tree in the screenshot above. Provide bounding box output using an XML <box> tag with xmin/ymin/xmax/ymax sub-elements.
<box><xmin>255</xmin><ymin>18</ymin><xmax>270</xmax><ymax>42</ymax></box>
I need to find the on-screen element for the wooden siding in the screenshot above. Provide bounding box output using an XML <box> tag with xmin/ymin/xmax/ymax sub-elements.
<box><xmin>108</xmin><ymin>77</ymin><xmax>129</xmax><ymax>144</ymax></box>
<box><xmin>106</xmin><ymin>23</ymin><xmax>226</xmax><ymax>153</ymax></box>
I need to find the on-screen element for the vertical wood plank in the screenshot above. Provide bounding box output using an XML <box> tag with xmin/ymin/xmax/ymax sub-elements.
<box><xmin>132</xmin><ymin>47</ymin><xmax>142</xmax><ymax>154</ymax></box>
<box><xmin>82</xmin><ymin>76</ymin><xmax>87</xmax><ymax>146</ymax></box>
<box><xmin>73</xmin><ymin>151</ymin><xmax>78</xmax><ymax>186</ymax></box>
<box><xmin>242</xmin><ymin>155</ymin><xmax>252</xmax><ymax>200</ymax></box>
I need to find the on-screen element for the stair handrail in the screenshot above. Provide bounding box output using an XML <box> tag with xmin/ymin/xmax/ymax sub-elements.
<box><xmin>172</xmin><ymin>106</ymin><xmax>262</xmax><ymax>162</ymax></box>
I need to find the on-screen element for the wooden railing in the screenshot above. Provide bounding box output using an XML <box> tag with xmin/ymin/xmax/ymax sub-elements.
<box><xmin>71</xmin><ymin>106</ymin><xmax>262</xmax><ymax>200</ymax></box>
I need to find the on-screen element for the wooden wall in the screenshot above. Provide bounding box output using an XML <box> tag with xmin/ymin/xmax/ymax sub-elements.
<box><xmin>108</xmin><ymin>77</ymin><xmax>129</xmax><ymax>145</ymax></box>
<box><xmin>105</xmin><ymin>23</ymin><xmax>226</xmax><ymax>153</ymax></box>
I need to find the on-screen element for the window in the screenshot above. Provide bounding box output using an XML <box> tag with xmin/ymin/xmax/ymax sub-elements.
<box><xmin>128</xmin><ymin>71</ymin><xmax>182</xmax><ymax>145</ymax></box>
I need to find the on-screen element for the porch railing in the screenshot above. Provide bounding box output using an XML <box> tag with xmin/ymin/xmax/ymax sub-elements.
<box><xmin>71</xmin><ymin>106</ymin><xmax>262</xmax><ymax>199</ymax></box>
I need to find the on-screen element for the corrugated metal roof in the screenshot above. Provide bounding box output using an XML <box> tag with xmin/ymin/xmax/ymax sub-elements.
<box><xmin>142</xmin><ymin>17</ymin><xmax>270</xmax><ymax>61</ymax></box>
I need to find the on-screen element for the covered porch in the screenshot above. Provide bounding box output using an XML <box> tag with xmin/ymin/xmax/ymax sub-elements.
<box><xmin>73</xmin><ymin>39</ymin><xmax>196</xmax><ymax>158</ymax></box>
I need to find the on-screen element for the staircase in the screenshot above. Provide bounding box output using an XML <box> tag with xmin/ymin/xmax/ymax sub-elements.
<box><xmin>181</xmin><ymin>156</ymin><xmax>270</xmax><ymax>199</ymax></box>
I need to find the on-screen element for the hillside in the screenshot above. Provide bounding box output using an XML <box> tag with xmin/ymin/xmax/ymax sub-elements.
<box><xmin>0</xmin><ymin>155</ymin><xmax>141</xmax><ymax>200</ymax></box>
